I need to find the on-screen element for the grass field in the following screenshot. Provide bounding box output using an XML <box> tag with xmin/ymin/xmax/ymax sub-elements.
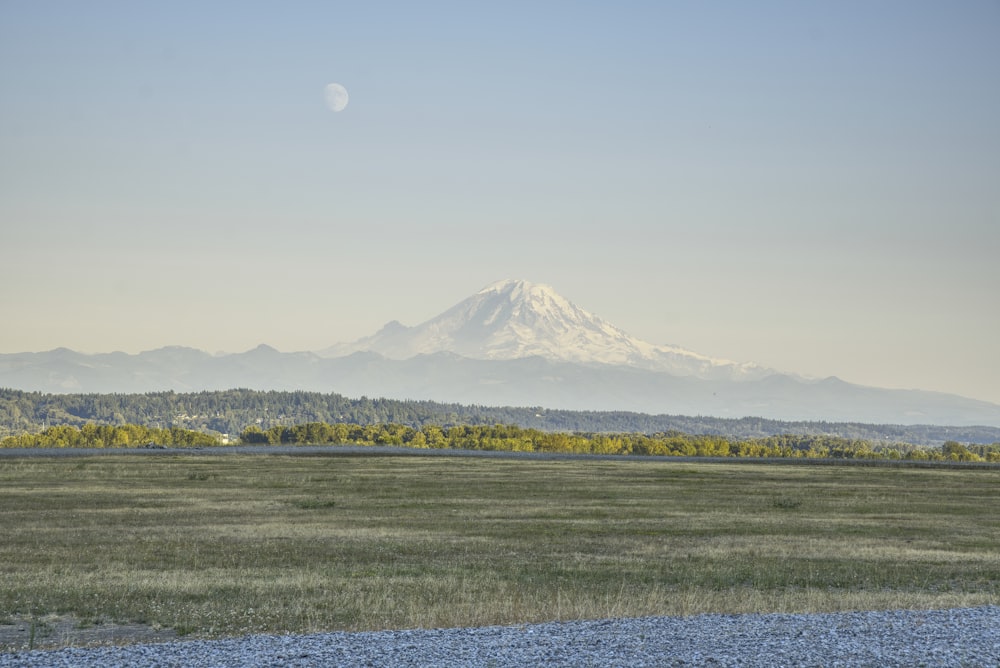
<box><xmin>1</xmin><ymin>452</ymin><xmax>998</xmax><ymax>642</ymax></box>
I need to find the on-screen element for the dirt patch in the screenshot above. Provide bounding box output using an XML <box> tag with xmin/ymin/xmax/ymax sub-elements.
<box><xmin>0</xmin><ymin>615</ymin><xmax>179</xmax><ymax>652</ymax></box>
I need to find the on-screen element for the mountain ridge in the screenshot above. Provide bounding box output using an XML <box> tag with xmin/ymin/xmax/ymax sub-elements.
<box><xmin>1</xmin><ymin>279</ymin><xmax>998</xmax><ymax>426</ymax></box>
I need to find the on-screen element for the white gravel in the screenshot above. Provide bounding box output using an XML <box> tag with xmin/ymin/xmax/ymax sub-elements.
<box><xmin>2</xmin><ymin>606</ymin><xmax>998</xmax><ymax>667</ymax></box>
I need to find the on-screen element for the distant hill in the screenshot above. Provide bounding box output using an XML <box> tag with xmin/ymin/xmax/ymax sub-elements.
<box><xmin>2</xmin><ymin>279</ymin><xmax>999</xmax><ymax>427</ymax></box>
<box><xmin>2</xmin><ymin>388</ymin><xmax>998</xmax><ymax>446</ymax></box>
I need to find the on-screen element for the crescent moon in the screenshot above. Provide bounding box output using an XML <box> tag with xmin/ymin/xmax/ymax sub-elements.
<box><xmin>324</xmin><ymin>83</ymin><xmax>349</xmax><ymax>112</ymax></box>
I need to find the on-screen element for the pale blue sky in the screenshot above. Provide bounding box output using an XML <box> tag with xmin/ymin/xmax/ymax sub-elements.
<box><xmin>2</xmin><ymin>2</ymin><xmax>998</xmax><ymax>404</ymax></box>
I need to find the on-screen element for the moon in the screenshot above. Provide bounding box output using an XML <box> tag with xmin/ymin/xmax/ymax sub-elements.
<box><xmin>324</xmin><ymin>83</ymin><xmax>349</xmax><ymax>112</ymax></box>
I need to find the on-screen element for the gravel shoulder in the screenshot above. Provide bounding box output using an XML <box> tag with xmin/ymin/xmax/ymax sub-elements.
<box><xmin>2</xmin><ymin>606</ymin><xmax>998</xmax><ymax>667</ymax></box>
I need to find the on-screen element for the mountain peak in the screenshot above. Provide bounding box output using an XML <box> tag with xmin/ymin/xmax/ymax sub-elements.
<box><xmin>320</xmin><ymin>280</ymin><xmax>770</xmax><ymax>380</ymax></box>
<box><xmin>479</xmin><ymin>278</ymin><xmax>556</xmax><ymax>297</ymax></box>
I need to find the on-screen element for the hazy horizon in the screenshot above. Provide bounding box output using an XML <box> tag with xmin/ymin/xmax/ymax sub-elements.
<box><xmin>2</xmin><ymin>3</ymin><xmax>998</xmax><ymax>405</ymax></box>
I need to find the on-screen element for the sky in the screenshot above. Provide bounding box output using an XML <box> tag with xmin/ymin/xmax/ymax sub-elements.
<box><xmin>1</xmin><ymin>1</ymin><xmax>998</xmax><ymax>404</ymax></box>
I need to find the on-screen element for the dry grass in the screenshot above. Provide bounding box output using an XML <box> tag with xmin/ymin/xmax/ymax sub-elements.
<box><xmin>0</xmin><ymin>454</ymin><xmax>997</xmax><ymax>644</ymax></box>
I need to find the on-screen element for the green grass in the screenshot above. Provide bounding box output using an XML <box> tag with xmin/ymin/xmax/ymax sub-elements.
<box><xmin>0</xmin><ymin>454</ymin><xmax>998</xmax><ymax>642</ymax></box>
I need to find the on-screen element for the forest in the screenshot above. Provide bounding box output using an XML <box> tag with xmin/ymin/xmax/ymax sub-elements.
<box><xmin>2</xmin><ymin>387</ymin><xmax>999</xmax><ymax>447</ymax></box>
<box><xmin>236</xmin><ymin>422</ymin><xmax>1000</xmax><ymax>461</ymax></box>
<box><xmin>2</xmin><ymin>420</ymin><xmax>998</xmax><ymax>462</ymax></box>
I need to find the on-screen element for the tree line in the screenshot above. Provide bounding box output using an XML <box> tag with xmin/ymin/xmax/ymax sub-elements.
<box><xmin>0</xmin><ymin>423</ymin><xmax>217</xmax><ymax>448</ymax></box>
<box><xmin>238</xmin><ymin>422</ymin><xmax>1000</xmax><ymax>461</ymax></box>
<box><xmin>3</xmin><ymin>388</ymin><xmax>1000</xmax><ymax>447</ymax></box>
<box><xmin>5</xmin><ymin>421</ymin><xmax>997</xmax><ymax>462</ymax></box>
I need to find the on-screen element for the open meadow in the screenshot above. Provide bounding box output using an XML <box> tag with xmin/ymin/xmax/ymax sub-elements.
<box><xmin>1</xmin><ymin>452</ymin><xmax>998</xmax><ymax>648</ymax></box>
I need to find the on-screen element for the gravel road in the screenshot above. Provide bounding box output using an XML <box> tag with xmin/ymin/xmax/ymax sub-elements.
<box><xmin>2</xmin><ymin>606</ymin><xmax>998</xmax><ymax>667</ymax></box>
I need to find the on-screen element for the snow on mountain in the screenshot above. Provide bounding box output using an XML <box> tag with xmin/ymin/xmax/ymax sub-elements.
<box><xmin>5</xmin><ymin>281</ymin><xmax>1000</xmax><ymax>425</ymax></box>
<box><xmin>320</xmin><ymin>279</ymin><xmax>770</xmax><ymax>380</ymax></box>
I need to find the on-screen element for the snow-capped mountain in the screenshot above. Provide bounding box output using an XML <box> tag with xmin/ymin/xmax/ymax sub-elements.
<box><xmin>5</xmin><ymin>279</ymin><xmax>1000</xmax><ymax>426</ymax></box>
<box><xmin>320</xmin><ymin>279</ymin><xmax>769</xmax><ymax>380</ymax></box>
